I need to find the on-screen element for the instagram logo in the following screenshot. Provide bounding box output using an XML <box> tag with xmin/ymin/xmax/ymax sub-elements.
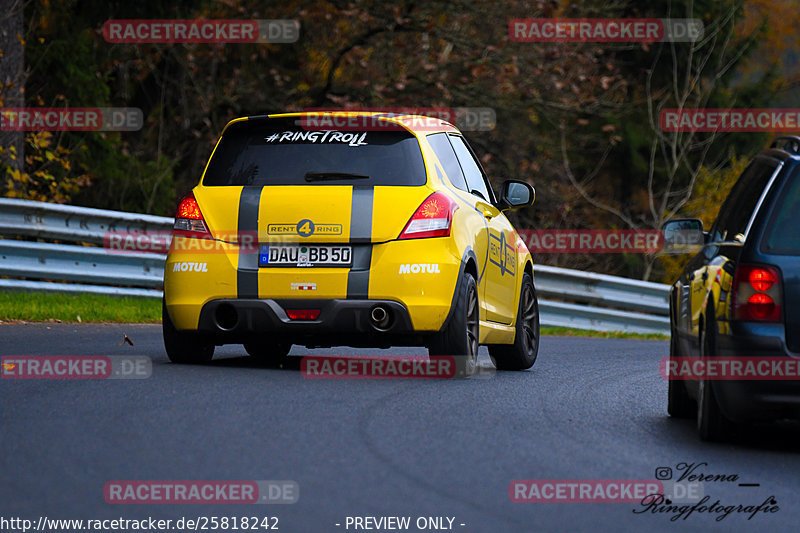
<box><xmin>654</xmin><ymin>467</ymin><xmax>673</xmax><ymax>481</ymax></box>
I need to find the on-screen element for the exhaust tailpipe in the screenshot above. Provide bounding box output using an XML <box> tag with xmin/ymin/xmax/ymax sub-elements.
<box><xmin>370</xmin><ymin>306</ymin><xmax>391</xmax><ymax>329</ymax></box>
<box><xmin>215</xmin><ymin>303</ymin><xmax>239</xmax><ymax>331</ymax></box>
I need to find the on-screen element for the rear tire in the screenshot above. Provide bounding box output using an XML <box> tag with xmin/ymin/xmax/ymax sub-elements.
<box><xmin>697</xmin><ymin>310</ymin><xmax>732</xmax><ymax>441</ymax></box>
<box><xmin>667</xmin><ymin>329</ymin><xmax>694</xmax><ymax>418</ymax></box>
<box><xmin>429</xmin><ymin>271</ymin><xmax>479</xmax><ymax>376</ymax></box>
<box><xmin>162</xmin><ymin>300</ymin><xmax>214</xmax><ymax>364</ymax></box>
<box><xmin>489</xmin><ymin>273</ymin><xmax>539</xmax><ymax>370</ymax></box>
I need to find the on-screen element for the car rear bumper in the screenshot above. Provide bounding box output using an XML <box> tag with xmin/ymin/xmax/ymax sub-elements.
<box><xmin>194</xmin><ymin>298</ymin><xmax>430</xmax><ymax>348</ymax></box>
<box><xmin>711</xmin><ymin>327</ymin><xmax>800</xmax><ymax>422</ymax></box>
<box><xmin>164</xmin><ymin>237</ymin><xmax>464</xmax><ymax>333</ymax></box>
<box><xmin>712</xmin><ymin>380</ymin><xmax>800</xmax><ymax>422</ymax></box>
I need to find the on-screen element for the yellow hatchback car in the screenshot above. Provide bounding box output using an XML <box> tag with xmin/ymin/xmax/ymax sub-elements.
<box><xmin>162</xmin><ymin>112</ymin><xmax>538</xmax><ymax>371</ymax></box>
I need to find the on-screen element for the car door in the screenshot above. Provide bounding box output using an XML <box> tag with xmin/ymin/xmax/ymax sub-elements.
<box><xmin>426</xmin><ymin>132</ymin><xmax>491</xmax><ymax>303</ymax></box>
<box><xmin>676</xmin><ymin>249</ymin><xmax>707</xmax><ymax>355</ymax></box>
<box><xmin>448</xmin><ymin>134</ymin><xmax>517</xmax><ymax>324</ymax></box>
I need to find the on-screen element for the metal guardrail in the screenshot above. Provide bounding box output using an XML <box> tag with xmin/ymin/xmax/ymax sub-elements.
<box><xmin>539</xmin><ymin>300</ymin><xmax>669</xmax><ymax>336</ymax></box>
<box><xmin>0</xmin><ymin>198</ymin><xmax>170</xmax><ymax>298</ymax></box>
<box><xmin>0</xmin><ymin>198</ymin><xmax>172</xmax><ymax>245</ymax></box>
<box><xmin>0</xmin><ymin>198</ymin><xmax>670</xmax><ymax>334</ymax></box>
<box><xmin>0</xmin><ymin>240</ymin><xmax>165</xmax><ymax>288</ymax></box>
<box><xmin>535</xmin><ymin>264</ymin><xmax>670</xmax><ymax>335</ymax></box>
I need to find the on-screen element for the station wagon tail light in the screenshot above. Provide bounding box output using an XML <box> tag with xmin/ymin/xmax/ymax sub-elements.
<box><xmin>173</xmin><ymin>192</ymin><xmax>212</xmax><ymax>239</ymax></box>
<box><xmin>733</xmin><ymin>264</ymin><xmax>782</xmax><ymax>322</ymax></box>
<box><xmin>398</xmin><ymin>192</ymin><xmax>458</xmax><ymax>240</ymax></box>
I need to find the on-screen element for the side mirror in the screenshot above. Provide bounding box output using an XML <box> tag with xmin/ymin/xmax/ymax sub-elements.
<box><xmin>662</xmin><ymin>218</ymin><xmax>705</xmax><ymax>254</ymax></box>
<box><xmin>499</xmin><ymin>180</ymin><xmax>535</xmax><ymax>210</ymax></box>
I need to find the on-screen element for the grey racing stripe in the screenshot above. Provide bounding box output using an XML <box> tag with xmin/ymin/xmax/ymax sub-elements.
<box><xmin>346</xmin><ymin>185</ymin><xmax>374</xmax><ymax>299</ymax></box>
<box><xmin>237</xmin><ymin>186</ymin><xmax>263</xmax><ymax>299</ymax></box>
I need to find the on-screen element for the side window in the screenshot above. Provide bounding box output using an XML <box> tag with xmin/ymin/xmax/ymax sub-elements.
<box><xmin>448</xmin><ymin>135</ymin><xmax>492</xmax><ymax>201</ymax></box>
<box><xmin>427</xmin><ymin>133</ymin><xmax>468</xmax><ymax>191</ymax></box>
<box><xmin>712</xmin><ymin>159</ymin><xmax>779</xmax><ymax>242</ymax></box>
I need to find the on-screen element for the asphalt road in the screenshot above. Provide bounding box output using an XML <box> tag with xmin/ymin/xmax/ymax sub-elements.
<box><xmin>2</xmin><ymin>323</ymin><xmax>800</xmax><ymax>533</ymax></box>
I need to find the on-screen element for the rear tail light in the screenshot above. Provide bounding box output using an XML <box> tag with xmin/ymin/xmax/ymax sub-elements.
<box><xmin>398</xmin><ymin>192</ymin><xmax>458</xmax><ymax>240</ymax></box>
<box><xmin>173</xmin><ymin>192</ymin><xmax>212</xmax><ymax>239</ymax></box>
<box><xmin>733</xmin><ymin>264</ymin><xmax>782</xmax><ymax>322</ymax></box>
<box><xmin>286</xmin><ymin>309</ymin><xmax>321</xmax><ymax>320</ymax></box>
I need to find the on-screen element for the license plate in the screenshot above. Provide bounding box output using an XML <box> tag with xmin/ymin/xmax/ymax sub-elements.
<box><xmin>259</xmin><ymin>244</ymin><xmax>352</xmax><ymax>267</ymax></box>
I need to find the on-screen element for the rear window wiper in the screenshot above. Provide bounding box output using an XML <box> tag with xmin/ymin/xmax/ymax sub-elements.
<box><xmin>305</xmin><ymin>172</ymin><xmax>370</xmax><ymax>182</ymax></box>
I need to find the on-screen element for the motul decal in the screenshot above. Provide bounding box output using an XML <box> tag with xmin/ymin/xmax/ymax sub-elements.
<box><xmin>172</xmin><ymin>262</ymin><xmax>208</xmax><ymax>272</ymax></box>
<box><xmin>398</xmin><ymin>263</ymin><xmax>440</xmax><ymax>274</ymax></box>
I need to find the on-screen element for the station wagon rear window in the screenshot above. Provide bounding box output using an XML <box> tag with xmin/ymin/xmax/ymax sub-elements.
<box><xmin>764</xmin><ymin>170</ymin><xmax>800</xmax><ymax>254</ymax></box>
<box><xmin>203</xmin><ymin>117</ymin><xmax>427</xmax><ymax>186</ymax></box>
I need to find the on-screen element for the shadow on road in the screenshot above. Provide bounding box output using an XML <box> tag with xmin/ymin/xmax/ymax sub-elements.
<box><xmin>209</xmin><ymin>354</ymin><xmax>302</xmax><ymax>370</ymax></box>
<box><xmin>160</xmin><ymin>353</ymin><xmax>500</xmax><ymax>380</ymax></box>
<box><xmin>666</xmin><ymin>416</ymin><xmax>800</xmax><ymax>452</ymax></box>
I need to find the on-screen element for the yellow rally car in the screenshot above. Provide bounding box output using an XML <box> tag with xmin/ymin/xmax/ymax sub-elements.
<box><xmin>162</xmin><ymin>112</ymin><xmax>538</xmax><ymax>371</ymax></box>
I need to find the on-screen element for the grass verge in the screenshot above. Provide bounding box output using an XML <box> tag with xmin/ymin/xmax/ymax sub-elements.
<box><xmin>0</xmin><ymin>291</ymin><xmax>161</xmax><ymax>323</ymax></box>
<box><xmin>541</xmin><ymin>326</ymin><xmax>668</xmax><ymax>340</ymax></box>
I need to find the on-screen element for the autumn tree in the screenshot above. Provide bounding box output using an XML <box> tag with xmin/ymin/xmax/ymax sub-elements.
<box><xmin>0</xmin><ymin>0</ymin><xmax>24</xmax><ymax>172</ymax></box>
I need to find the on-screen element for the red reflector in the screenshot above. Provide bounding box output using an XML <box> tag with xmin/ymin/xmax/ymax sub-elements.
<box><xmin>287</xmin><ymin>309</ymin><xmax>320</xmax><ymax>320</ymax></box>
<box><xmin>747</xmin><ymin>293</ymin><xmax>776</xmax><ymax>319</ymax></box>
<box><xmin>177</xmin><ymin>193</ymin><xmax>203</xmax><ymax>220</ymax></box>
<box><xmin>748</xmin><ymin>268</ymin><xmax>777</xmax><ymax>292</ymax></box>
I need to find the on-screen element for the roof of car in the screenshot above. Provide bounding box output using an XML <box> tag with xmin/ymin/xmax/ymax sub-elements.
<box><xmin>763</xmin><ymin>136</ymin><xmax>800</xmax><ymax>162</ymax></box>
<box><xmin>223</xmin><ymin>111</ymin><xmax>461</xmax><ymax>136</ymax></box>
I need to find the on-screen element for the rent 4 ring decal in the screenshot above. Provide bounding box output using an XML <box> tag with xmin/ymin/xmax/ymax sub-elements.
<box><xmin>489</xmin><ymin>231</ymin><xmax>516</xmax><ymax>276</ymax></box>
<box><xmin>267</xmin><ymin>219</ymin><xmax>342</xmax><ymax>237</ymax></box>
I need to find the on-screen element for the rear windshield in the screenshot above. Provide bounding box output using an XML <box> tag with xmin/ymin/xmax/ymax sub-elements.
<box><xmin>763</xmin><ymin>168</ymin><xmax>800</xmax><ymax>254</ymax></box>
<box><xmin>203</xmin><ymin>117</ymin><xmax>427</xmax><ymax>186</ymax></box>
